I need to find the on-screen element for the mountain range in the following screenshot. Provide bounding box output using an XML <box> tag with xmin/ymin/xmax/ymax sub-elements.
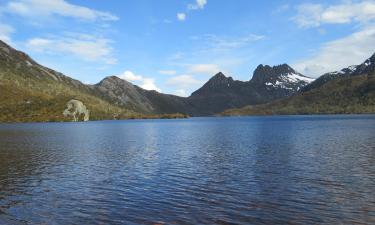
<box><xmin>0</xmin><ymin>39</ymin><xmax>374</xmax><ymax>122</ymax></box>
<box><xmin>189</xmin><ymin>64</ymin><xmax>314</xmax><ymax>115</ymax></box>
<box><xmin>221</xmin><ymin>54</ymin><xmax>375</xmax><ymax>116</ymax></box>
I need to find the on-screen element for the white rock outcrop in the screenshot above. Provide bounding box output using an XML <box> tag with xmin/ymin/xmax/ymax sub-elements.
<box><xmin>63</xmin><ymin>99</ymin><xmax>90</xmax><ymax>122</ymax></box>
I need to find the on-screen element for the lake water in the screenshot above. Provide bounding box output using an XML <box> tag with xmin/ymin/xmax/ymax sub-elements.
<box><xmin>0</xmin><ymin>115</ymin><xmax>374</xmax><ymax>224</ymax></box>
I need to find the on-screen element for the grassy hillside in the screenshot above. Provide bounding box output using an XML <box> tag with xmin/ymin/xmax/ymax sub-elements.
<box><xmin>220</xmin><ymin>74</ymin><xmax>375</xmax><ymax>116</ymax></box>
<box><xmin>0</xmin><ymin>41</ymin><xmax>187</xmax><ymax>122</ymax></box>
<box><xmin>0</xmin><ymin>78</ymin><xmax>187</xmax><ymax>122</ymax></box>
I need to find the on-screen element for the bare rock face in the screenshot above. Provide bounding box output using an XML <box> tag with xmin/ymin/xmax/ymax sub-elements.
<box><xmin>63</xmin><ymin>99</ymin><xmax>90</xmax><ymax>122</ymax></box>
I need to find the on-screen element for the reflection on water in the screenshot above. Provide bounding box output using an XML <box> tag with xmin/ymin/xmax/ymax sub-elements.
<box><xmin>0</xmin><ymin>115</ymin><xmax>374</xmax><ymax>224</ymax></box>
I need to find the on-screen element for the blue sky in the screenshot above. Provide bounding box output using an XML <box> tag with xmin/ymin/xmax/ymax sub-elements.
<box><xmin>1</xmin><ymin>0</ymin><xmax>375</xmax><ymax>96</ymax></box>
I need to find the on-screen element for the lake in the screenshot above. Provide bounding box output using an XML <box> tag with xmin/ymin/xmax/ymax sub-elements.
<box><xmin>0</xmin><ymin>115</ymin><xmax>374</xmax><ymax>224</ymax></box>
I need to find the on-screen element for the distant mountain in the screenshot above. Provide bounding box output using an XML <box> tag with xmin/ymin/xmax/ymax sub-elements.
<box><xmin>94</xmin><ymin>76</ymin><xmax>191</xmax><ymax>115</ymax></box>
<box><xmin>93</xmin><ymin>65</ymin><xmax>314</xmax><ymax>116</ymax></box>
<box><xmin>93</xmin><ymin>76</ymin><xmax>155</xmax><ymax>113</ymax></box>
<box><xmin>221</xmin><ymin>54</ymin><xmax>375</xmax><ymax>116</ymax></box>
<box><xmin>188</xmin><ymin>64</ymin><xmax>314</xmax><ymax>115</ymax></box>
<box><xmin>252</xmin><ymin>64</ymin><xmax>314</xmax><ymax>91</ymax></box>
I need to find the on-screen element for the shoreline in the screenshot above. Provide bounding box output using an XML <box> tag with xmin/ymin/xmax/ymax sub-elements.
<box><xmin>1</xmin><ymin>113</ymin><xmax>375</xmax><ymax>124</ymax></box>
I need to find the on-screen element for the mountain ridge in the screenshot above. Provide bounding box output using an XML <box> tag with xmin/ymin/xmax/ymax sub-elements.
<box><xmin>301</xmin><ymin>53</ymin><xmax>375</xmax><ymax>93</ymax></box>
<box><xmin>221</xmin><ymin>54</ymin><xmax>375</xmax><ymax>116</ymax></box>
<box><xmin>188</xmin><ymin>64</ymin><xmax>314</xmax><ymax>115</ymax></box>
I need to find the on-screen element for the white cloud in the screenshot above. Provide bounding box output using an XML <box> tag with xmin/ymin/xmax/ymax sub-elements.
<box><xmin>177</xmin><ymin>13</ymin><xmax>186</xmax><ymax>21</ymax></box>
<box><xmin>168</xmin><ymin>52</ymin><xmax>184</xmax><ymax>61</ymax></box>
<box><xmin>274</xmin><ymin>4</ymin><xmax>290</xmax><ymax>14</ymax></box>
<box><xmin>0</xmin><ymin>24</ymin><xmax>14</xmax><ymax>43</ymax></box>
<box><xmin>293</xmin><ymin>25</ymin><xmax>375</xmax><ymax>76</ymax></box>
<box><xmin>187</xmin><ymin>64</ymin><xmax>220</xmax><ymax>75</ymax></box>
<box><xmin>140</xmin><ymin>78</ymin><xmax>160</xmax><ymax>92</ymax></box>
<box><xmin>118</xmin><ymin>70</ymin><xmax>161</xmax><ymax>92</ymax></box>
<box><xmin>193</xmin><ymin>34</ymin><xmax>265</xmax><ymax>52</ymax></box>
<box><xmin>177</xmin><ymin>0</ymin><xmax>208</xmax><ymax>22</ymax></box>
<box><xmin>26</xmin><ymin>34</ymin><xmax>117</xmax><ymax>64</ymax></box>
<box><xmin>174</xmin><ymin>89</ymin><xmax>188</xmax><ymax>97</ymax></box>
<box><xmin>293</xmin><ymin>1</ymin><xmax>375</xmax><ymax>28</ymax></box>
<box><xmin>293</xmin><ymin>3</ymin><xmax>323</xmax><ymax>28</ymax></box>
<box><xmin>166</xmin><ymin>74</ymin><xmax>203</xmax><ymax>89</ymax></box>
<box><xmin>118</xmin><ymin>70</ymin><xmax>143</xmax><ymax>81</ymax></box>
<box><xmin>291</xmin><ymin>1</ymin><xmax>375</xmax><ymax>76</ymax></box>
<box><xmin>158</xmin><ymin>70</ymin><xmax>177</xmax><ymax>75</ymax></box>
<box><xmin>2</xmin><ymin>0</ymin><xmax>118</xmax><ymax>21</ymax></box>
<box><xmin>188</xmin><ymin>0</ymin><xmax>207</xmax><ymax>10</ymax></box>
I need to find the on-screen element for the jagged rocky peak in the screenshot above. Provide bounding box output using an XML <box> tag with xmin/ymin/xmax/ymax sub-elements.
<box><xmin>255</xmin><ymin>63</ymin><xmax>295</xmax><ymax>75</ymax></box>
<box><xmin>205</xmin><ymin>72</ymin><xmax>234</xmax><ymax>87</ymax></box>
<box><xmin>190</xmin><ymin>72</ymin><xmax>235</xmax><ymax>97</ymax></box>
<box><xmin>251</xmin><ymin>63</ymin><xmax>314</xmax><ymax>90</ymax></box>
<box><xmin>252</xmin><ymin>64</ymin><xmax>298</xmax><ymax>82</ymax></box>
<box><xmin>211</xmin><ymin>72</ymin><xmax>228</xmax><ymax>80</ymax></box>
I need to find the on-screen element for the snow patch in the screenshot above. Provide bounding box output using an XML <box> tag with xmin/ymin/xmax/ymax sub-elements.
<box><xmin>347</xmin><ymin>65</ymin><xmax>357</xmax><ymax>71</ymax></box>
<box><xmin>283</xmin><ymin>72</ymin><xmax>314</xmax><ymax>83</ymax></box>
<box><xmin>264</xmin><ymin>72</ymin><xmax>314</xmax><ymax>90</ymax></box>
<box><xmin>330</xmin><ymin>65</ymin><xmax>357</xmax><ymax>75</ymax></box>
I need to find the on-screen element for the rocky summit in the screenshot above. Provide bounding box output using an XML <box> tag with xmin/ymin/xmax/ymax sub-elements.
<box><xmin>252</xmin><ymin>64</ymin><xmax>314</xmax><ymax>91</ymax></box>
<box><xmin>188</xmin><ymin>64</ymin><xmax>314</xmax><ymax>115</ymax></box>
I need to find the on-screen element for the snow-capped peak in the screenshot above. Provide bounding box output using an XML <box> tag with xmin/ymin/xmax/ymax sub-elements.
<box><xmin>265</xmin><ymin>72</ymin><xmax>314</xmax><ymax>90</ymax></box>
<box><xmin>252</xmin><ymin>64</ymin><xmax>314</xmax><ymax>91</ymax></box>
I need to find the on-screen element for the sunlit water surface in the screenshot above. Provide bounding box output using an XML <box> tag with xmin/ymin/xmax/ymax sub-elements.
<box><xmin>0</xmin><ymin>115</ymin><xmax>374</xmax><ymax>224</ymax></box>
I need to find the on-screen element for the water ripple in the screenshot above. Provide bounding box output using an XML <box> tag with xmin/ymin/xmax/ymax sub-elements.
<box><xmin>0</xmin><ymin>116</ymin><xmax>374</xmax><ymax>224</ymax></box>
